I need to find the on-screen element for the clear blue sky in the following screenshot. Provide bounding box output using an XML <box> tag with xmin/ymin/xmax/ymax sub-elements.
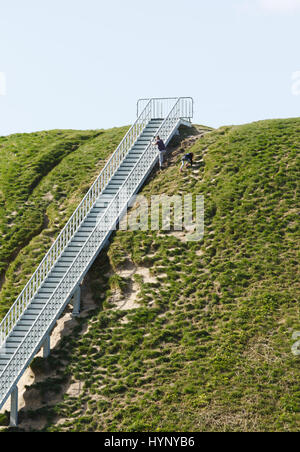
<box><xmin>0</xmin><ymin>0</ymin><xmax>299</xmax><ymax>135</ymax></box>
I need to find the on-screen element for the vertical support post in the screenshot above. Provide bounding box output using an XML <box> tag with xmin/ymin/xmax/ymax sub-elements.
<box><xmin>42</xmin><ymin>334</ymin><xmax>50</xmax><ymax>358</ymax></box>
<box><xmin>103</xmin><ymin>237</ymin><xmax>110</xmax><ymax>249</ymax></box>
<box><xmin>72</xmin><ymin>285</ymin><xmax>81</xmax><ymax>317</ymax></box>
<box><xmin>10</xmin><ymin>385</ymin><xmax>18</xmax><ymax>427</ymax></box>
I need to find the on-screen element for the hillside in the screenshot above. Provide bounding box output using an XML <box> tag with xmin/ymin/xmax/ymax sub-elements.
<box><xmin>0</xmin><ymin>119</ymin><xmax>299</xmax><ymax>432</ymax></box>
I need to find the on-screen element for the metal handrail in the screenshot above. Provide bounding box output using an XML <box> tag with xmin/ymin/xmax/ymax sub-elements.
<box><xmin>0</xmin><ymin>97</ymin><xmax>188</xmax><ymax>404</ymax></box>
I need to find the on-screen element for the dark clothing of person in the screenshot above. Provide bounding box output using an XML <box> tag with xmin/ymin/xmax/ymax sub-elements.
<box><xmin>182</xmin><ymin>153</ymin><xmax>193</xmax><ymax>164</ymax></box>
<box><xmin>157</xmin><ymin>139</ymin><xmax>166</xmax><ymax>151</ymax></box>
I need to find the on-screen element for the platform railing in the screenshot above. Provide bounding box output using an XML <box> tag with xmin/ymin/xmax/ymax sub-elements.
<box><xmin>137</xmin><ymin>97</ymin><xmax>193</xmax><ymax>121</ymax></box>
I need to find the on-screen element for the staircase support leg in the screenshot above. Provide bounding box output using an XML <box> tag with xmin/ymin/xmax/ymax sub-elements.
<box><xmin>10</xmin><ymin>386</ymin><xmax>18</xmax><ymax>427</ymax></box>
<box><xmin>42</xmin><ymin>334</ymin><xmax>51</xmax><ymax>358</ymax></box>
<box><xmin>72</xmin><ymin>285</ymin><xmax>81</xmax><ymax>317</ymax></box>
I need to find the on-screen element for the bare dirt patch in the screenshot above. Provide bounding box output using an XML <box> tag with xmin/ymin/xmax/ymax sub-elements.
<box><xmin>111</xmin><ymin>260</ymin><xmax>158</xmax><ymax>312</ymax></box>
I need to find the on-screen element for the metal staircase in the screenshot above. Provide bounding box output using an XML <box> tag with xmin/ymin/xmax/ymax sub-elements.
<box><xmin>0</xmin><ymin>97</ymin><xmax>193</xmax><ymax>426</ymax></box>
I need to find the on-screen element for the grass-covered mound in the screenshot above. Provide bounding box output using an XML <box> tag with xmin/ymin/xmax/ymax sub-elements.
<box><xmin>0</xmin><ymin>127</ymin><xmax>129</xmax><ymax>318</ymax></box>
<box><xmin>1</xmin><ymin>119</ymin><xmax>299</xmax><ymax>432</ymax></box>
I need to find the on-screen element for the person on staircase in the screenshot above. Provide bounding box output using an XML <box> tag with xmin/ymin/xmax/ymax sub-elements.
<box><xmin>154</xmin><ymin>136</ymin><xmax>167</xmax><ymax>169</ymax></box>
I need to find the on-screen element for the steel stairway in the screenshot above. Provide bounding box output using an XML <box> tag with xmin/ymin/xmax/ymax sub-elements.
<box><xmin>0</xmin><ymin>97</ymin><xmax>193</xmax><ymax>426</ymax></box>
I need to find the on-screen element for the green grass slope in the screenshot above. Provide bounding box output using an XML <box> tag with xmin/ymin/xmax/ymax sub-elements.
<box><xmin>0</xmin><ymin>119</ymin><xmax>299</xmax><ymax>431</ymax></box>
<box><xmin>0</xmin><ymin>126</ymin><xmax>129</xmax><ymax>318</ymax></box>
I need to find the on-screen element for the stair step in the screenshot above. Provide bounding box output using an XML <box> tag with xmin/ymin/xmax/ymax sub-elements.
<box><xmin>64</xmin><ymin>245</ymin><xmax>83</xmax><ymax>252</ymax></box>
<box><xmin>88</xmin><ymin>211</ymin><xmax>105</xmax><ymax>217</ymax></box>
<box><xmin>132</xmin><ymin>140</ymin><xmax>148</xmax><ymax>145</ymax></box>
<box><xmin>115</xmin><ymin>169</ymin><xmax>131</xmax><ymax>175</ymax></box>
<box><xmin>14</xmin><ymin>325</ymin><xmax>31</xmax><ymax>332</ymax></box>
<box><xmin>81</xmin><ymin>220</ymin><xmax>97</xmax><ymax>226</ymax></box>
<box><xmin>0</xmin><ymin>351</ymin><xmax>15</xmax><ymax>357</ymax></box>
<box><xmin>67</xmin><ymin>242</ymin><xmax>84</xmax><ymax>248</ymax></box>
<box><xmin>125</xmin><ymin>146</ymin><xmax>146</xmax><ymax>154</ymax></box>
<box><xmin>39</xmin><ymin>285</ymin><xmax>56</xmax><ymax>292</ymax></box>
<box><xmin>0</xmin><ymin>356</ymin><xmax>11</xmax><ymax>363</ymax></box>
<box><xmin>70</xmin><ymin>237</ymin><xmax>88</xmax><ymax>243</ymax></box>
<box><xmin>8</xmin><ymin>329</ymin><xmax>28</xmax><ymax>339</ymax></box>
<box><xmin>95</xmin><ymin>200</ymin><xmax>114</xmax><ymax>206</ymax></box>
<box><xmin>119</xmin><ymin>163</ymin><xmax>135</xmax><ymax>169</ymax></box>
<box><xmin>22</xmin><ymin>313</ymin><xmax>40</xmax><ymax>320</ymax></box>
<box><xmin>18</xmin><ymin>320</ymin><xmax>35</xmax><ymax>327</ymax></box>
<box><xmin>131</xmin><ymin>143</ymin><xmax>146</xmax><ymax>148</ymax></box>
<box><xmin>77</xmin><ymin>227</ymin><xmax>94</xmax><ymax>233</ymax></box>
<box><xmin>35</xmin><ymin>292</ymin><xmax>52</xmax><ymax>299</ymax></box>
<box><xmin>6</xmin><ymin>337</ymin><xmax>23</xmax><ymax>344</ymax></box>
<box><xmin>129</xmin><ymin>155</ymin><xmax>143</xmax><ymax>160</ymax></box>
<box><xmin>24</xmin><ymin>308</ymin><xmax>46</xmax><ymax>317</ymax></box>
<box><xmin>42</xmin><ymin>281</ymin><xmax>61</xmax><ymax>288</ymax></box>
<box><xmin>47</xmin><ymin>274</ymin><xmax>64</xmax><ymax>281</ymax></box>
<box><xmin>103</xmin><ymin>187</ymin><xmax>118</xmax><ymax>193</ymax></box>
<box><xmin>111</xmin><ymin>173</ymin><xmax>128</xmax><ymax>178</ymax></box>
<box><xmin>57</xmin><ymin>255</ymin><xmax>75</xmax><ymax>262</ymax></box>
<box><xmin>61</xmin><ymin>248</ymin><xmax>79</xmax><ymax>255</ymax></box>
<box><xmin>58</xmin><ymin>251</ymin><xmax>78</xmax><ymax>259</ymax></box>
<box><xmin>110</xmin><ymin>179</ymin><xmax>126</xmax><ymax>185</ymax></box>
<box><xmin>124</xmin><ymin>155</ymin><xmax>140</xmax><ymax>159</ymax></box>
<box><xmin>83</xmin><ymin>215</ymin><xmax>98</xmax><ymax>220</ymax></box>
<box><xmin>48</xmin><ymin>267</ymin><xmax>67</xmax><ymax>274</ymax></box>
<box><xmin>1</xmin><ymin>342</ymin><xmax>16</xmax><ymax>351</ymax></box>
<box><xmin>56</xmin><ymin>261</ymin><xmax>72</xmax><ymax>267</ymax></box>
<box><xmin>94</xmin><ymin>203</ymin><xmax>109</xmax><ymax>209</ymax></box>
<box><xmin>107</xmin><ymin>183</ymin><xmax>122</xmax><ymax>188</ymax></box>
<box><xmin>0</xmin><ymin>360</ymin><xmax>10</xmax><ymax>367</ymax></box>
<box><xmin>30</xmin><ymin>300</ymin><xmax>47</xmax><ymax>308</ymax></box>
<box><xmin>74</xmin><ymin>231</ymin><xmax>90</xmax><ymax>238</ymax></box>
<box><xmin>98</xmin><ymin>193</ymin><xmax>115</xmax><ymax>198</ymax></box>
<box><xmin>108</xmin><ymin>176</ymin><xmax>125</xmax><ymax>181</ymax></box>
<box><xmin>4</xmin><ymin>341</ymin><xmax>19</xmax><ymax>348</ymax></box>
<box><xmin>91</xmin><ymin>207</ymin><xmax>106</xmax><ymax>213</ymax></box>
<box><xmin>103</xmin><ymin>190</ymin><xmax>118</xmax><ymax>195</ymax></box>
<box><xmin>129</xmin><ymin>149</ymin><xmax>144</xmax><ymax>154</ymax></box>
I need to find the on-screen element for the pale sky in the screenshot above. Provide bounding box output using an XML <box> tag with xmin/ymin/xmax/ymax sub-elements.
<box><xmin>0</xmin><ymin>0</ymin><xmax>299</xmax><ymax>135</ymax></box>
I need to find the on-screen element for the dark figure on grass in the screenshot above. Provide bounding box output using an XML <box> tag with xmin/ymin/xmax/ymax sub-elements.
<box><xmin>180</xmin><ymin>152</ymin><xmax>194</xmax><ymax>172</ymax></box>
<box><xmin>154</xmin><ymin>136</ymin><xmax>167</xmax><ymax>169</ymax></box>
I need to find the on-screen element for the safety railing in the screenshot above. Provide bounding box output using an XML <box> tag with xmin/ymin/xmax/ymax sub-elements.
<box><xmin>137</xmin><ymin>97</ymin><xmax>193</xmax><ymax>121</ymax></box>
<box><xmin>0</xmin><ymin>97</ymin><xmax>188</xmax><ymax>403</ymax></box>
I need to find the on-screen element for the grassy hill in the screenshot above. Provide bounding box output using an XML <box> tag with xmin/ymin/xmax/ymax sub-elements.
<box><xmin>0</xmin><ymin>119</ymin><xmax>299</xmax><ymax>431</ymax></box>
